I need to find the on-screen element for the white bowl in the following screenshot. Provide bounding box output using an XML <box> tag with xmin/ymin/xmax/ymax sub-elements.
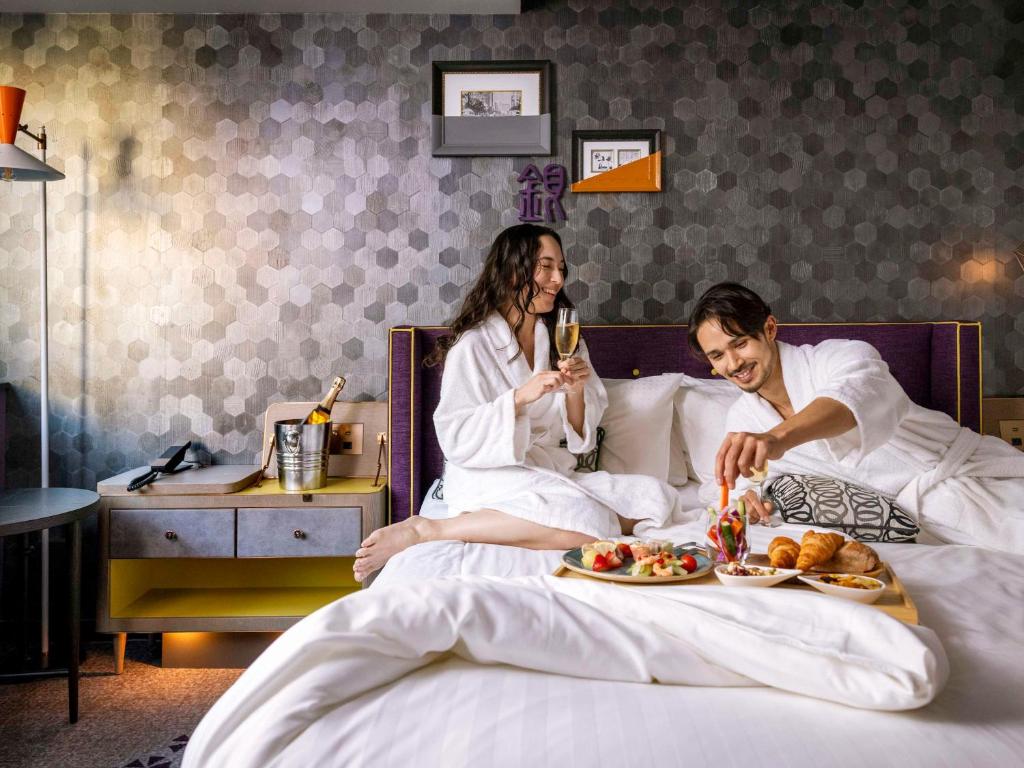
<box><xmin>797</xmin><ymin>573</ymin><xmax>885</xmax><ymax>604</ymax></box>
<box><xmin>714</xmin><ymin>563</ymin><xmax>801</xmax><ymax>588</ymax></box>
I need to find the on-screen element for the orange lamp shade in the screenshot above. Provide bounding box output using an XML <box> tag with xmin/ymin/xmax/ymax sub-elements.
<box><xmin>0</xmin><ymin>85</ymin><xmax>26</xmax><ymax>145</ymax></box>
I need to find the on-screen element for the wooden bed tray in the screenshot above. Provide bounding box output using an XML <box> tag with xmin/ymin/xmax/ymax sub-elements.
<box><xmin>552</xmin><ymin>559</ymin><xmax>919</xmax><ymax>625</ymax></box>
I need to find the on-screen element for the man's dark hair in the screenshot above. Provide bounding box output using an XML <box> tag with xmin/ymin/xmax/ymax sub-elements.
<box><xmin>687</xmin><ymin>282</ymin><xmax>772</xmax><ymax>361</ymax></box>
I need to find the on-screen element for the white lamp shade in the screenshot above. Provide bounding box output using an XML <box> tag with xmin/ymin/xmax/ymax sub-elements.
<box><xmin>0</xmin><ymin>141</ymin><xmax>64</xmax><ymax>181</ymax></box>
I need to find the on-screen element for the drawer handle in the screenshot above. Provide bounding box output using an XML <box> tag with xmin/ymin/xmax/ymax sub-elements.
<box><xmin>164</xmin><ymin>530</ymin><xmax>178</xmax><ymax>541</ymax></box>
<box><xmin>293</xmin><ymin>529</ymin><xmax>306</xmax><ymax>540</ymax></box>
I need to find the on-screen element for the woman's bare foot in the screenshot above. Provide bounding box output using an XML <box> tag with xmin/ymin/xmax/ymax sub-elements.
<box><xmin>353</xmin><ymin>516</ymin><xmax>436</xmax><ymax>582</ymax></box>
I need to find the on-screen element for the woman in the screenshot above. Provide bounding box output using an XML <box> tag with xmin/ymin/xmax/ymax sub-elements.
<box><xmin>353</xmin><ymin>224</ymin><xmax>680</xmax><ymax>582</ymax></box>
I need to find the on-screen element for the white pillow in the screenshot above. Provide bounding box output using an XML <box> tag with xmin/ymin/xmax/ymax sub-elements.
<box><xmin>674</xmin><ymin>376</ymin><xmax>741</xmax><ymax>485</ymax></box>
<box><xmin>599</xmin><ymin>374</ymin><xmax>685</xmax><ymax>481</ymax></box>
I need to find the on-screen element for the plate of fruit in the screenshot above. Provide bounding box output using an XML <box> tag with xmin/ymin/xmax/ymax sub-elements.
<box><xmin>561</xmin><ymin>540</ymin><xmax>714</xmax><ymax>583</ymax></box>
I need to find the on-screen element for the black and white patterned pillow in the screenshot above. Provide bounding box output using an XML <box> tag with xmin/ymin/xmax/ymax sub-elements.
<box><xmin>433</xmin><ymin>427</ymin><xmax>606</xmax><ymax>502</ymax></box>
<box><xmin>765</xmin><ymin>473</ymin><xmax>919</xmax><ymax>543</ymax></box>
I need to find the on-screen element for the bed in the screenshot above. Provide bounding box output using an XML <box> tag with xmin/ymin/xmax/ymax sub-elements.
<box><xmin>184</xmin><ymin>321</ymin><xmax>1024</xmax><ymax>768</ymax></box>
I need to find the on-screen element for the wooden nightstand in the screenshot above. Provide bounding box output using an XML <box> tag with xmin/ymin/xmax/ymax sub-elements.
<box><xmin>96</xmin><ymin>473</ymin><xmax>386</xmax><ymax>671</ymax></box>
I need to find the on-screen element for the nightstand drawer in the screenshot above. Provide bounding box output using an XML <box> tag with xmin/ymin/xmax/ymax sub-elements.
<box><xmin>110</xmin><ymin>508</ymin><xmax>235</xmax><ymax>558</ymax></box>
<box><xmin>236</xmin><ymin>507</ymin><xmax>361</xmax><ymax>557</ymax></box>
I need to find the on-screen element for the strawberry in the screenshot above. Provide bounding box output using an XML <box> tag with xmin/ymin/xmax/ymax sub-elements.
<box><xmin>605</xmin><ymin>551</ymin><xmax>623</xmax><ymax>569</ymax></box>
<box><xmin>592</xmin><ymin>553</ymin><xmax>610</xmax><ymax>572</ymax></box>
<box><xmin>616</xmin><ymin>542</ymin><xmax>632</xmax><ymax>561</ymax></box>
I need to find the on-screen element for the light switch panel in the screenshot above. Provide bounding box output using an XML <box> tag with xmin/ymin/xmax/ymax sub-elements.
<box><xmin>999</xmin><ymin>420</ymin><xmax>1024</xmax><ymax>451</ymax></box>
<box><xmin>330</xmin><ymin>423</ymin><xmax>364</xmax><ymax>455</ymax></box>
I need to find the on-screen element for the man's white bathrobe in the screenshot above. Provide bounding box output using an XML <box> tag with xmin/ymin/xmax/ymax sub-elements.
<box><xmin>434</xmin><ymin>313</ymin><xmax>681</xmax><ymax>539</ymax></box>
<box><xmin>725</xmin><ymin>340</ymin><xmax>1024</xmax><ymax>553</ymax></box>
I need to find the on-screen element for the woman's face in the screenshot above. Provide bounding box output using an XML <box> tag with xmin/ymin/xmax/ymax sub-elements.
<box><xmin>524</xmin><ymin>235</ymin><xmax>565</xmax><ymax>314</ymax></box>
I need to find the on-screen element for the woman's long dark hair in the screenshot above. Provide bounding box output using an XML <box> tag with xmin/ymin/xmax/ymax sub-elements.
<box><xmin>424</xmin><ymin>223</ymin><xmax>573</xmax><ymax>368</ymax></box>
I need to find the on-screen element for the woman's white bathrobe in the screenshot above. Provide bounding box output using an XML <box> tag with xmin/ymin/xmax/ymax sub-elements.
<box><xmin>433</xmin><ymin>313</ymin><xmax>681</xmax><ymax>539</ymax></box>
<box><xmin>725</xmin><ymin>340</ymin><xmax>1024</xmax><ymax>553</ymax></box>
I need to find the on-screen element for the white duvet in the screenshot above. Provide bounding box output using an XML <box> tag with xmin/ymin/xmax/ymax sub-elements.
<box><xmin>182</xmin><ymin>520</ymin><xmax>972</xmax><ymax>768</ymax></box>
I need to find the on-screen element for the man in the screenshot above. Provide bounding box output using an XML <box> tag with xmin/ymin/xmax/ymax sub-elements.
<box><xmin>688</xmin><ymin>282</ymin><xmax>1024</xmax><ymax>553</ymax></box>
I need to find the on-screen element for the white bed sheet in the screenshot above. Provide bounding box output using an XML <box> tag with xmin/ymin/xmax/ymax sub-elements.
<box><xmin>418</xmin><ymin>477</ymin><xmax>707</xmax><ymax>523</ymax></box>
<box><xmin>359</xmin><ymin>521</ymin><xmax>1024</xmax><ymax>767</ymax></box>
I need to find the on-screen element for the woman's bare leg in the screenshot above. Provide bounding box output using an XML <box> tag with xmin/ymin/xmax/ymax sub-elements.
<box><xmin>353</xmin><ymin>509</ymin><xmax>593</xmax><ymax>582</ymax></box>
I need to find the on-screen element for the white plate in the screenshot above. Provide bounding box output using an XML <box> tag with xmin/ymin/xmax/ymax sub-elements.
<box><xmin>714</xmin><ymin>563</ymin><xmax>801</xmax><ymax>588</ymax></box>
<box><xmin>797</xmin><ymin>573</ymin><xmax>885</xmax><ymax>604</ymax></box>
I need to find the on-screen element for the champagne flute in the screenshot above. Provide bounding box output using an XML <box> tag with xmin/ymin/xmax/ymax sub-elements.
<box><xmin>749</xmin><ymin>461</ymin><xmax>770</xmax><ymax>525</ymax></box>
<box><xmin>554</xmin><ymin>307</ymin><xmax>580</xmax><ymax>390</ymax></box>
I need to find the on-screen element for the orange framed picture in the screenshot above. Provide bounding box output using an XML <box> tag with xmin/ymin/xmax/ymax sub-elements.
<box><xmin>570</xmin><ymin>129</ymin><xmax>662</xmax><ymax>192</ymax></box>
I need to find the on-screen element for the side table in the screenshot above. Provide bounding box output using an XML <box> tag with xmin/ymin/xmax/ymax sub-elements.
<box><xmin>0</xmin><ymin>488</ymin><xmax>101</xmax><ymax>723</ymax></box>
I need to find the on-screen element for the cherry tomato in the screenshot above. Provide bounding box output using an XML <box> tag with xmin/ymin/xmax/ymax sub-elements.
<box><xmin>679</xmin><ymin>554</ymin><xmax>698</xmax><ymax>573</ymax></box>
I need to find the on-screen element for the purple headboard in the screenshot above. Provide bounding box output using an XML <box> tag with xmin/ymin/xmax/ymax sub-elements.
<box><xmin>388</xmin><ymin>322</ymin><xmax>981</xmax><ymax>523</ymax></box>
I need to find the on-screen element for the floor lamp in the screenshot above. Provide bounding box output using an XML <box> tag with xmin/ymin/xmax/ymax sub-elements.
<box><xmin>0</xmin><ymin>85</ymin><xmax>65</xmax><ymax>667</ymax></box>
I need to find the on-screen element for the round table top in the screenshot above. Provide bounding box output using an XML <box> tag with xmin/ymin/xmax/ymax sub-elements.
<box><xmin>0</xmin><ymin>488</ymin><xmax>101</xmax><ymax>536</ymax></box>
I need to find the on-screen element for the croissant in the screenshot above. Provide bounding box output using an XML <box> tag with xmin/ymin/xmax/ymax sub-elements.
<box><xmin>768</xmin><ymin>536</ymin><xmax>800</xmax><ymax>569</ymax></box>
<box><xmin>796</xmin><ymin>531</ymin><xmax>846</xmax><ymax>570</ymax></box>
<box><xmin>819</xmin><ymin>541</ymin><xmax>881</xmax><ymax>574</ymax></box>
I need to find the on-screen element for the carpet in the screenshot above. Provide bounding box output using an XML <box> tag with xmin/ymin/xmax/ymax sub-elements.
<box><xmin>121</xmin><ymin>734</ymin><xmax>189</xmax><ymax>768</ymax></box>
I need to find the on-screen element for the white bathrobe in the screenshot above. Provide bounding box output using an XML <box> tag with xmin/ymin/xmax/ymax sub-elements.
<box><xmin>724</xmin><ymin>340</ymin><xmax>1024</xmax><ymax>553</ymax></box>
<box><xmin>433</xmin><ymin>313</ymin><xmax>681</xmax><ymax>539</ymax></box>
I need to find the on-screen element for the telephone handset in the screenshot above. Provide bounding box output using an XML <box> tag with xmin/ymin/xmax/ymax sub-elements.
<box><xmin>127</xmin><ymin>441</ymin><xmax>194</xmax><ymax>492</ymax></box>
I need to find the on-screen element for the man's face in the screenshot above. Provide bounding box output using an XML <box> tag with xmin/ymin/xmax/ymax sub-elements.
<box><xmin>696</xmin><ymin>317</ymin><xmax>777</xmax><ymax>393</ymax></box>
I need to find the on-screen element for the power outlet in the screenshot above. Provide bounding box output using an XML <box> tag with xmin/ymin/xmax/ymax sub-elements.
<box><xmin>330</xmin><ymin>423</ymin><xmax>364</xmax><ymax>455</ymax></box>
<box><xmin>999</xmin><ymin>420</ymin><xmax>1024</xmax><ymax>451</ymax></box>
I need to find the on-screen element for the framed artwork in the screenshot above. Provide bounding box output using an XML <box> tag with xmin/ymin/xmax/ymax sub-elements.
<box><xmin>431</xmin><ymin>60</ymin><xmax>553</xmax><ymax>156</ymax></box>
<box><xmin>571</xmin><ymin>129</ymin><xmax>662</xmax><ymax>192</ymax></box>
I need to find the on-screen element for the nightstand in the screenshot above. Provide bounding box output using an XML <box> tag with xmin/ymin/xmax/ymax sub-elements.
<box><xmin>96</xmin><ymin>473</ymin><xmax>385</xmax><ymax>671</ymax></box>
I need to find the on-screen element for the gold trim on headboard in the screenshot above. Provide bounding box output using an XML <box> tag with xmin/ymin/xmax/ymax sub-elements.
<box><xmin>410</xmin><ymin>329</ymin><xmax>416</xmax><ymax>521</ymax></box>
<box><xmin>387</xmin><ymin>328</ymin><xmax>394</xmax><ymax>524</ymax></box>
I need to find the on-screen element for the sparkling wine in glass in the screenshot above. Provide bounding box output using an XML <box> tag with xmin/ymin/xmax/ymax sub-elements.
<box><xmin>555</xmin><ymin>308</ymin><xmax>579</xmax><ymax>360</ymax></box>
<box><xmin>555</xmin><ymin>308</ymin><xmax>580</xmax><ymax>389</ymax></box>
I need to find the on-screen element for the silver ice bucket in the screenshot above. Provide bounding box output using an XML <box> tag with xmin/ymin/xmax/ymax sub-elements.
<box><xmin>274</xmin><ymin>419</ymin><xmax>330</xmax><ymax>491</ymax></box>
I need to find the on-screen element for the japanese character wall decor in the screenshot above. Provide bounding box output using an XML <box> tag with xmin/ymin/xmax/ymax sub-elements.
<box><xmin>431</xmin><ymin>60</ymin><xmax>552</xmax><ymax>156</ymax></box>
<box><xmin>570</xmin><ymin>129</ymin><xmax>662</xmax><ymax>192</ymax></box>
<box><xmin>516</xmin><ymin>163</ymin><xmax>567</xmax><ymax>224</ymax></box>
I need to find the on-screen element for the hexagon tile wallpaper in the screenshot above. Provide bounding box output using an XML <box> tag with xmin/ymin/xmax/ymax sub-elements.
<box><xmin>0</xmin><ymin>1</ymin><xmax>1022</xmax><ymax>489</ymax></box>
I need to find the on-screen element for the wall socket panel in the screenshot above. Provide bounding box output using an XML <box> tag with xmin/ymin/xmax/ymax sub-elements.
<box><xmin>330</xmin><ymin>423</ymin><xmax>363</xmax><ymax>455</ymax></box>
<box><xmin>999</xmin><ymin>420</ymin><xmax>1024</xmax><ymax>451</ymax></box>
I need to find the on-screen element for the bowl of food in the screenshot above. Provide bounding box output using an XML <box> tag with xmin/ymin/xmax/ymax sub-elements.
<box><xmin>797</xmin><ymin>573</ymin><xmax>886</xmax><ymax>604</ymax></box>
<box><xmin>714</xmin><ymin>562</ymin><xmax>800</xmax><ymax>588</ymax></box>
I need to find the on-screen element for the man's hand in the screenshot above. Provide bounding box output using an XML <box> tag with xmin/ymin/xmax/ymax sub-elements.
<box><xmin>715</xmin><ymin>430</ymin><xmax>786</xmax><ymax>489</ymax></box>
<box><xmin>741</xmin><ymin>488</ymin><xmax>774</xmax><ymax>524</ymax></box>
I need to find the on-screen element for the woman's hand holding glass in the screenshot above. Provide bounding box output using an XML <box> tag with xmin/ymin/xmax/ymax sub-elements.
<box><xmin>557</xmin><ymin>356</ymin><xmax>590</xmax><ymax>394</ymax></box>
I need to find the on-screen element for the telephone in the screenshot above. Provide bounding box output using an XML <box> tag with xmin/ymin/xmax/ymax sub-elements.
<box><xmin>127</xmin><ymin>441</ymin><xmax>194</xmax><ymax>491</ymax></box>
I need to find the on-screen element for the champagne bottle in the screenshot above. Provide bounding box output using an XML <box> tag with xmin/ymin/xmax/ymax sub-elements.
<box><xmin>303</xmin><ymin>376</ymin><xmax>346</xmax><ymax>425</ymax></box>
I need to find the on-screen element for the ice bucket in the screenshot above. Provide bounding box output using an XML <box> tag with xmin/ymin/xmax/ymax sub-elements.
<box><xmin>274</xmin><ymin>419</ymin><xmax>330</xmax><ymax>491</ymax></box>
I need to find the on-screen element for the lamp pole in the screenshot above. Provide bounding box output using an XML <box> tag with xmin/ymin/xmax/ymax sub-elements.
<box><xmin>38</xmin><ymin>125</ymin><xmax>50</xmax><ymax>666</ymax></box>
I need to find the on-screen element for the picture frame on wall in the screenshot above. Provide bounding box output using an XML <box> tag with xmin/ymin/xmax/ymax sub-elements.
<box><xmin>431</xmin><ymin>60</ymin><xmax>553</xmax><ymax>156</ymax></box>
<box><xmin>571</xmin><ymin>129</ymin><xmax>662</xmax><ymax>192</ymax></box>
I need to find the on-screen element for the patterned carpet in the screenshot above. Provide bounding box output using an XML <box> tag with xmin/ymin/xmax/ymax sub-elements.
<box><xmin>0</xmin><ymin>639</ymin><xmax>239</xmax><ymax>768</ymax></box>
<box><xmin>121</xmin><ymin>735</ymin><xmax>189</xmax><ymax>768</ymax></box>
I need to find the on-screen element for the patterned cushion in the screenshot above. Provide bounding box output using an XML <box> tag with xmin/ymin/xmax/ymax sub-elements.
<box><xmin>765</xmin><ymin>473</ymin><xmax>919</xmax><ymax>543</ymax></box>
<box><xmin>433</xmin><ymin>427</ymin><xmax>606</xmax><ymax>501</ymax></box>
